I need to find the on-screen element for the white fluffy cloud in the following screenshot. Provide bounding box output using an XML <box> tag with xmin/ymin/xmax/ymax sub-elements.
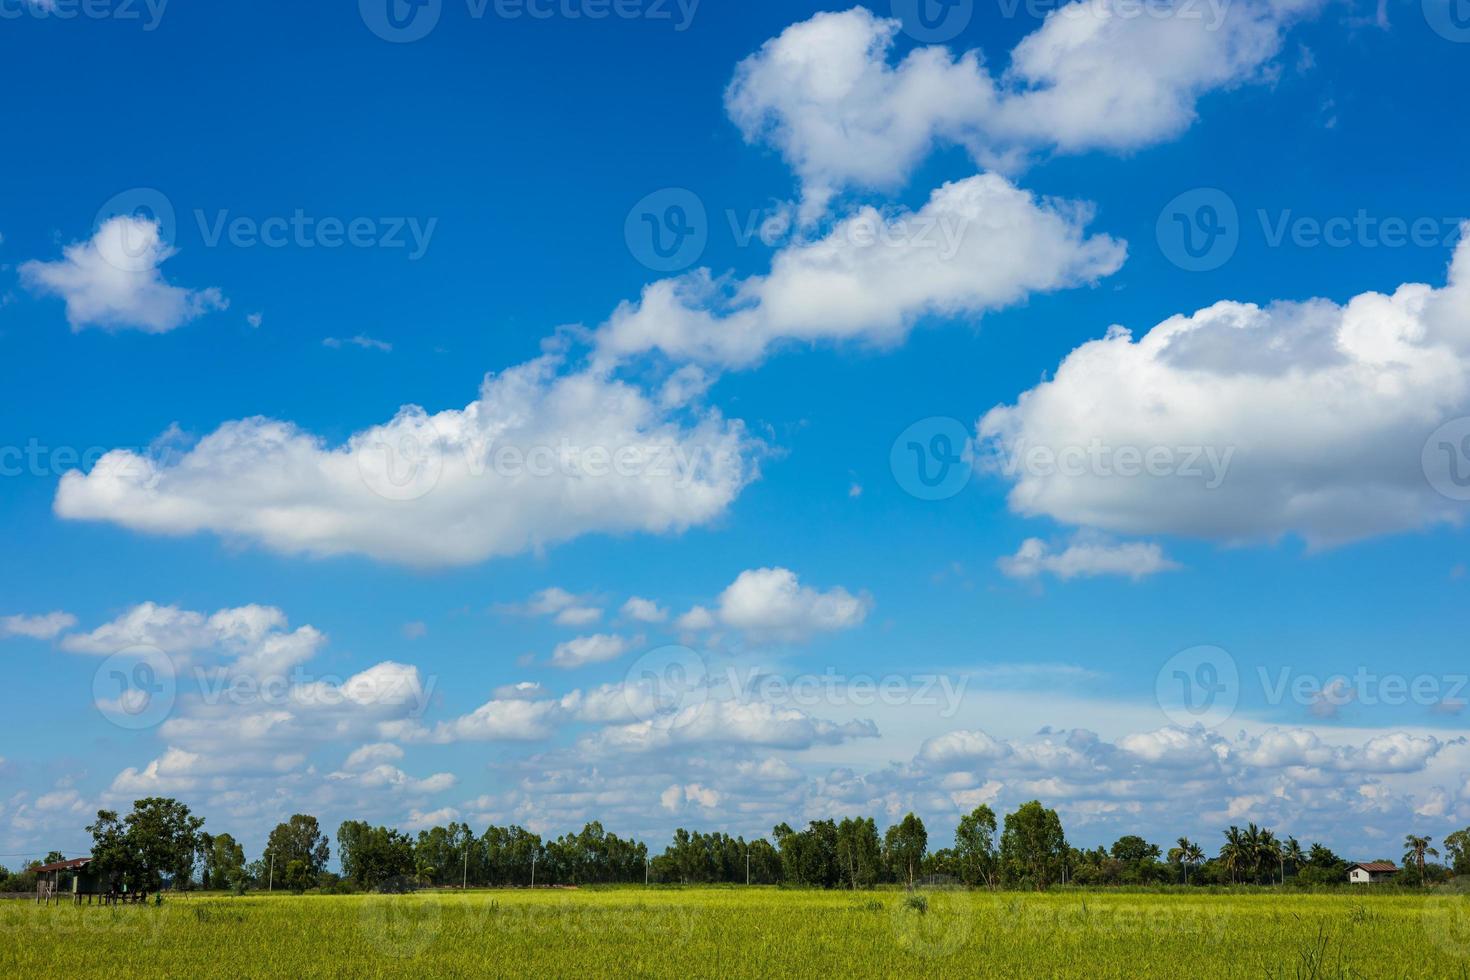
<box><xmin>999</xmin><ymin>534</ymin><xmax>1179</xmax><ymax>581</ymax></box>
<box><xmin>587</xmin><ymin>699</ymin><xmax>880</xmax><ymax>753</ymax></box>
<box><xmin>504</xmin><ymin>587</ymin><xmax>604</xmax><ymax>626</ymax></box>
<box><xmin>620</xmin><ymin>597</ymin><xmax>668</xmax><ymax>623</ymax></box>
<box><xmin>21</xmin><ymin>216</ymin><xmax>226</xmax><ymax>333</ymax></box>
<box><xmin>910</xmin><ymin>723</ymin><xmax>1463</xmax><ymax>837</ymax></box>
<box><xmin>727</xmin><ymin>4</ymin><xmax>1317</xmax><ymax>218</ymax></box>
<box><xmin>54</xmin><ymin>355</ymin><xmax>758</xmax><ymax>567</ymax></box>
<box><xmin>597</xmin><ymin>174</ymin><xmax>1123</xmax><ymax>368</ymax></box>
<box><xmin>60</xmin><ymin>602</ymin><xmax>322</xmax><ymax>677</ymax></box>
<box><xmin>980</xmin><ymin>233</ymin><xmax>1470</xmax><ymax>546</ymax></box>
<box><xmin>342</xmin><ymin>742</ymin><xmax>405</xmax><ymax>770</ymax></box>
<box><xmin>683</xmin><ymin>567</ymin><xmax>872</xmax><ymax>642</ymax></box>
<box><xmin>549</xmin><ymin>633</ymin><xmax>633</xmax><ymax>669</ymax></box>
<box><xmin>0</xmin><ymin>610</ymin><xmax>77</xmax><ymax>640</ymax></box>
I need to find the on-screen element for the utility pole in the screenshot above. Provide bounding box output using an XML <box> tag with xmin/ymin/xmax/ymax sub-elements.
<box><xmin>463</xmin><ymin>847</ymin><xmax>469</xmax><ymax>890</ymax></box>
<box><xmin>645</xmin><ymin>857</ymin><xmax>649</xmax><ymax>886</ymax></box>
<box><xmin>268</xmin><ymin>855</ymin><xmax>274</xmax><ymax>893</ymax></box>
<box><xmin>530</xmin><ymin>853</ymin><xmax>536</xmax><ymax>888</ymax></box>
<box><xmin>746</xmin><ymin>847</ymin><xmax>750</xmax><ymax>886</ymax></box>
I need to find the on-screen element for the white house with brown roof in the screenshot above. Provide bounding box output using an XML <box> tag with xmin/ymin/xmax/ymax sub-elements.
<box><xmin>1348</xmin><ymin>861</ymin><xmax>1398</xmax><ymax>884</ymax></box>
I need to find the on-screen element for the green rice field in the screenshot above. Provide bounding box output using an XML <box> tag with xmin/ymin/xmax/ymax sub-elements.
<box><xmin>4</xmin><ymin>887</ymin><xmax>1469</xmax><ymax>978</ymax></box>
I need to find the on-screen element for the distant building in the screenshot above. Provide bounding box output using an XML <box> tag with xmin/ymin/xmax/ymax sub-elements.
<box><xmin>1348</xmin><ymin>861</ymin><xmax>1398</xmax><ymax>884</ymax></box>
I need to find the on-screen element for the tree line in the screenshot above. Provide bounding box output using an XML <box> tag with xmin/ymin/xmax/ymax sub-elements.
<box><xmin>6</xmin><ymin>796</ymin><xmax>1468</xmax><ymax>896</ymax></box>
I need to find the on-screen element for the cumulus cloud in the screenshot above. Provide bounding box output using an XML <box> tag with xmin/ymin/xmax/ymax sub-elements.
<box><xmin>549</xmin><ymin>633</ymin><xmax>634</xmax><ymax>669</ymax></box>
<box><xmin>21</xmin><ymin>216</ymin><xmax>226</xmax><ymax>332</ymax></box>
<box><xmin>588</xmin><ymin>699</ymin><xmax>879</xmax><ymax>754</ymax></box>
<box><xmin>703</xmin><ymin>567</ymin><xmax>871</xmax><ymax>642</ymax></box>
<box><xmin>107</xmin><ymin>654</ymin><xmax>437</xmax><ymax>812</ymax></box>
<box><xmin>597</xmin><ymin>174</ymin><xmax>1124</xmax><ymax>368</ymax></box>
<box><xmin>54</xmin><ymin>355</ymin><xmax>758</xmax><ymax>567</ymax></box>
<box><xmin>621</xmin><ymin>597</ymin><xmax>668</xmax><ymax>623</ymax></box>
<box><xmin>980</xmin><ymin>233</ymin><xmax>1470</xmax><ymax>547</ymax></box>
<box><xmin>501</xmin><ymin>587</ymin><xmax>604</xmax><ymax>626</ymax></box>
<box><xmin>60</xmin><ymin>602</ymin><xmax>323</xmax><ymax>677</ymax></box>
<box><xmin>914</xmin><ymin>723</ymin><xmax>1457</xmax><ymax>825</ymax></box>
<box><xmin>327</xmin><ymin>764</ymin><xmax>456</xmax><ymax>796</ymax></box>
<box><xmin>998</xmin><ymin>534</ymin><xmax>1180</xmax><ymax>581</ymax></box>
<box><xmin>661</xmin><ymin>782</ymin><xmax>721</xmax><ymax>811</ymax></box>
<box><xmin>393</xmin><ymin>697</ymin><xmax>567</xmax><ymax>743</ymax></box>
<box><xmin>0</xmin><ymin>611</ymin><xmax>77</xmax><ymax>640</ymax></box>
<box><xmin>342</xmin><ymin>742</ymin><xmax>405</xmax><ymax>770</ymax></box>
<box><xmin>727</xmin><ymin>4</ymin><xmax>1318</xmax><ymax>218</ymax></box>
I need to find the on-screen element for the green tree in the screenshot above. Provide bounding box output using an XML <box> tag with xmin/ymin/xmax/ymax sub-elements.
<box><xmin>882</xmin><ymin>813</ymin><xmax>928</xmax><ymax>888</ymax></box>
<box><xmin>1444</xmin><ymin>828</ymin><xmax>1470</xmax><ymax>875</ymax></box>
<box><xmin>1282</xmin><ymin>837</ymin><xmax>1306</xmax><ymax>881</ymax></box>
<box><xmin>337</xmin><ymin>820</ymin><xmax>415</xmax><ymax>891</ymax></box>
<box><xmin>1167</xmin><ymin>837</ymin><xmax>1204</xmax><ymax>885</ymax></box>
<box><xmin>1110</xmin><ymin>835</ymin><xmax>1161</xmax><ymax>864</ymax></box>
<box><xmin>203</xmin><ymin>833</ymin><xmax>246</xmax><ymax>891</ymax></box>
<box><xmin>264</xmin><ymin>814</ymin><xmax>329</xmax><ymax>887</ymax></box>
<box><xmin>1296</xmin><ymin>843</ymin><xmax>1347</xmax><ymax>885</ymax></box>
<box><xmin>1403</xmin><ymin>835</ymin><xmax>1439</xmax><ymax>884</ymax></box>
<box><xmin>1219</xmin><ymin>826</ymin><xmax>1247</xmax><ymax>884</ymax></box>
<box><xmin>953</xmin><ymin>805</ymin><xmax>999</xmax><ymax>889</ymax></box>
<box><xmin>282</xmin><ymin>860</ymin><xmax>312</xmax><ymax>894</ymax></box>
<box><xmin>999</xmin><ymin>801</ymin><xmax>1067</xmax><ymax>890</ymax></box>
<box><xmin>835</xmin><ymin>817</ymin><xmax>883</xmax><ymax>889</ymax></box>
<box><xmin>88</xmin><ymin>798</ymin><xmax>205</xmax><ymax>896</ymax></box>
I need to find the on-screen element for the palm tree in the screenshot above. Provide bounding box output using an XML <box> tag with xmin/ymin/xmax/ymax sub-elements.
<box><xmin>1243</xmin><ymin>824</ymin><xmax>1266</xmax><ymax>883</ymax></box>
<box><xmin>1283</xmin><ymin>837</ymin><xmax>1305</xmax><ymax>882</ymax></box>
<box><xmin>1403</xmin><ymin>835</ymin><xmax>1439</xmax><ymax>885</ymax></box>
<box><xmin>1220</xmin><ymin>827</ymin><xmax>1246</xmax><ymax>885</ymax></box>
<box><xmin>1184</xmin><ymin>841</ymin><xmax>1205</xmax><ymax>874</ymax></box>
<box><xmin>415</xmin><ymin>857</ymin><xmax>437</xmax><ymax>888</ymax></box>
<box><xmin>1257</xmin><ymin>828</ymin><xmax>1281</xmax><ymax>885</ymax></box>
<box><xmin>1168</xmin><ymin>837</ymin><xmax>1204</xmax><ymax>885</ymax></box>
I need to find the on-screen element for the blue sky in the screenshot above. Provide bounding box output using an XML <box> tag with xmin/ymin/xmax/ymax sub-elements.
<box><xmin>3</xmin><ymin>0</ymin><xmax>1470</xmax><ymax>865</ymax></box>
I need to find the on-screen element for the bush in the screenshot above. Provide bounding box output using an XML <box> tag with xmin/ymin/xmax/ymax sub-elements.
<box><xmin>902</xmin><ymin>894</ymin><xmax>928</xmax><ymax>914</ymax></box>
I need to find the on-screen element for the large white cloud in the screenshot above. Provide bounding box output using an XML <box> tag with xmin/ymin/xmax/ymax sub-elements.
<box><xmin>597</xmin><ymin>173</ymin><xmax>1124</xmax><ymax>368</ymax></box>
<box><xmin>979</xmin><ymin>233</ymin><xmax>1470</xmax><ymax>546</ymax></box>
<box><xmin>727</xmin><ymin>4</ymin><xmax>1318</xmax><ymax>219</ymax></box>
<box><xmin>20</xmin><ymin>216</ymin><xmax>226</xmax><ymax>333</ymax></box>
<box><xmin>54</xmin><ymin>355</ymin><xmax>759</xmax><ymax>567</ymax></box>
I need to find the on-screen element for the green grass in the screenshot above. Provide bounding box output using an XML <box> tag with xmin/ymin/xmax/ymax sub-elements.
<box><xmin>3</xmin><ymin>888</ymin><xmax>1469</xmax><ymax>978</ymax></box>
